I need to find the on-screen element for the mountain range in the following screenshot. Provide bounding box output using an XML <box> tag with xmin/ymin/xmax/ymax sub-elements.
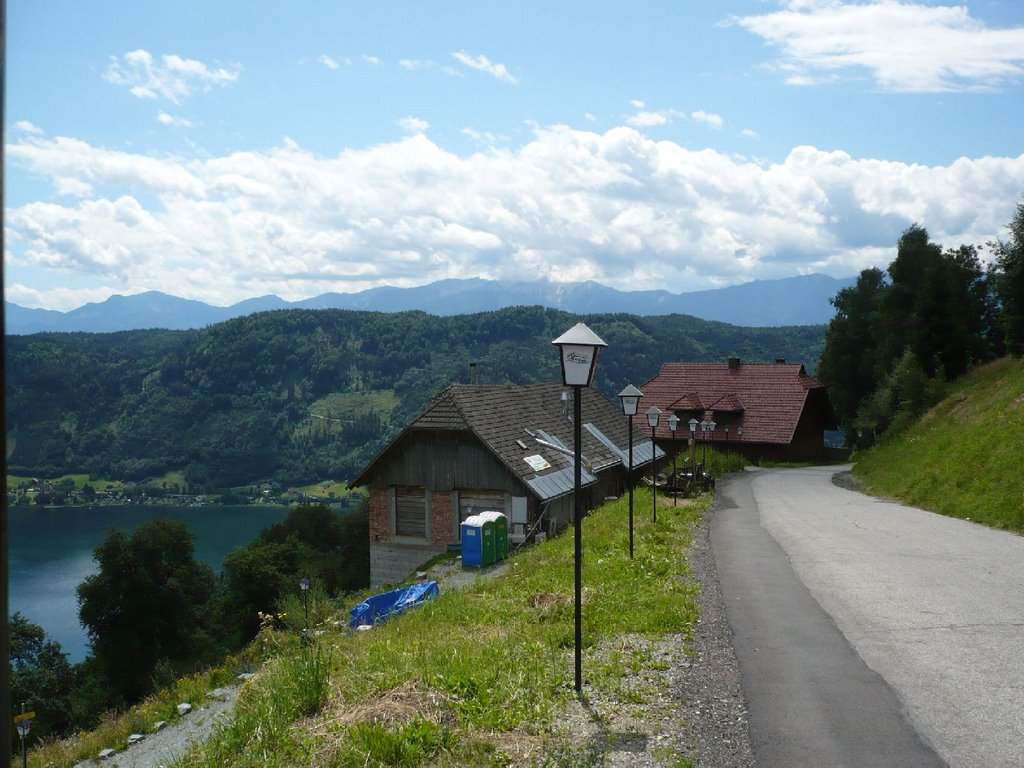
<box><xmin>4</xmin><ymin>274</ymin><xmax>854</xmax><ymax>335</ymax></box>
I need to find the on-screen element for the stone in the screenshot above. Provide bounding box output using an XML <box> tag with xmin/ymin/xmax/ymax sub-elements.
<box><xmin>98</xmin><ymin>748</ymin><xmax>116</xmax><ymax>759</ymax></box>
<box><xmin>208</xmin><ymin>687</ymin><xmax>231</xmax><ymax>701</ymax></box>
<box><xmin>176</xmin><ymin>702</ymin><xmax>193</xmax><ymax>716</ymax></box>
<box><xmin>153</xmin><ymin>721</ymin><xmax>167</xmax><ymax>731</ymax></box>
<box><xmin>127</xmin><ymin>733</ymin><xmax>145</xmax><ymax>745</ymax></box>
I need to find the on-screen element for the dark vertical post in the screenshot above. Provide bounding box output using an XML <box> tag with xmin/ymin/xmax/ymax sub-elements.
<box><xmin>573</xmin><ymin>384</ymin><xmax>583</xmax><ymax>693</ymax></box>
<box><xmin>627</xmin><ymin>417</ymin><xmax>634</xmax><ymax>560</ymax></box>
<box><xmin>651</xmin><ymin>421</ymin><xmax>658</xmax><ymax>523</ymax></box>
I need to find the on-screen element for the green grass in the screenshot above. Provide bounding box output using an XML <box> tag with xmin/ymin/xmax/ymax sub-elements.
<box><xmin>854</xmin><ymin>357</ymin><xmax>1024</xmax><ymax>532</ymax></box>
<box><xmin>24</xmin><ymin>662</ymin><xmax>244</xmax><ymax>768</ymax></box>
<box><xmin>171</xmin><ymin>489</ymin><xmax>707</xmax><ymax>767</ymax></box>
<box><xmin>293</xmin><ymin>480</ymin><xmax>363</xmax><ymax>501</ymax></box>
<box><xmin>24</xmin><ymin>490</ymin><xmax>709</xmax><ymax>767</ymax></box>
<box><xmin>6</xmin><ymin>473</ymin><xmax>124</xmax><ymax>490</ymax></box>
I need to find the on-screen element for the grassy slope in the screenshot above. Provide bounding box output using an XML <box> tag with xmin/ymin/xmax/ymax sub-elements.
<box><xmin>854</xmin><ymin>357</ymin><xmax>1024</xmax><ymax>533</ymax></box>
<box><xmin>28</xmin><ymin>489</ymin><xmax>709</xmax><ymax>768</ymax></box>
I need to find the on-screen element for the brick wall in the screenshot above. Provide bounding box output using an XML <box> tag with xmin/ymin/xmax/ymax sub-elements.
<box><xmin>369</xmin><ymin>488</ymin><xmax>390</xmax><ymax>542</ymax></box>
<box><xmin>431</xmin><ymin>492</ymin><xmax>453</xmax><ymax>548</ymax></box>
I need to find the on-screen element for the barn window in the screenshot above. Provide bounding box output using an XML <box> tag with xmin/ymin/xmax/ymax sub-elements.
<box><xmin>394</xmin><ymin>485</ymin><xmax>426</xmax><ymax>537</ymax></box>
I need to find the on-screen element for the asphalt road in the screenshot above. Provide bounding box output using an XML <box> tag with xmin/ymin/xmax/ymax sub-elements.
<box><xmin>712</xmin><ymin>466</ymin><xmax>1024</xmax><ymax>768</ymax></box>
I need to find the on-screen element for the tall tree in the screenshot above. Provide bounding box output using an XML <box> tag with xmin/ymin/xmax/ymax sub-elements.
<box><xmin>8</xmin><ymin>614</ymin><xmax>75</xmax><ymax>749</ymax></box>
<box><xmin>817</xmin><ymin>267</ymin><xmax>887</xmax><ymax>425</ymax></box>
<box><xmin>77</xmin><ymin>520</ymin><xmax>219</xmax><ymax>705</ymax></box>
<box><xmin>992</xmin><ymin>201</ymin><xmax>1024</xmax><ymax>356</ymax></box>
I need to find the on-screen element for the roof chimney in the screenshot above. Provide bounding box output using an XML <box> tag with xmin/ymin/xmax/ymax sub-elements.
<box><xmin>470</xmin><ymin>361</ymin><xmax>478</xmax><ymax>384</ymax></box>
<box><xmin>728</xmin><ymin>357</ymin><xmax>741</xmax><ymax>370</ymax></box>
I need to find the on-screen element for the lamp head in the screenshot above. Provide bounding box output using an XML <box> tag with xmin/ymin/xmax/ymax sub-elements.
<box><xmin>552</xmin><ymin>322</ymin><xmax>607</xmax><ymax>387</ymax></box>
<box><xmin>646</xmin><ymin>405</ymin><xmax>662</xmax><ymax>429</ymax></box>
<box><xmin>617</xmin><ymin>384</ymin><xmax>643</xmax><ymax>416</ymax></box>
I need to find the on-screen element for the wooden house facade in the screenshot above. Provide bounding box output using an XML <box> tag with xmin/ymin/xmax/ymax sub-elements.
<box><xmin>350</xmin><ymin>382</ymin><xmax>661</xmax><ymax>586</ymax></box>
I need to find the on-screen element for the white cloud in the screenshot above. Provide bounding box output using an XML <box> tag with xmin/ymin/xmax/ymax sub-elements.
<box><xmin>6</xmin><ymin>126</ymin><xmax>1024</xmax><ymax>309</ymax></box>
<box><xmin>157</xmin><ymin>112</ymin><xmax>194</xmax><ymax>128</ymax></box>
<box><xmin>400</xmin><ymin>59</ymin><xmax>433</xmax><ymax>71</ymax></box>
<box><xmin>630</xmin><ymin>99</ymin><xmax>646</xmax><ymax>109</ymax></box>
<box><xmin>103</xmin><ymin>49</ymin><xmax>241</xmax><ymax>104</ymax></box>
<box><xmin>14</xmin><ymin>120</ymin><xmax>44</xmax><ymax>135</ymax></box>
<box><xmin>319</xmin><ymin>54</ymin><xmax>341</xmax><ymax>70</ymax></box>
<box><xmin>451</xmin><ymin>51</ymin><xmax>519</xmax><ymax>84</ymax></box>
<box><xmin>736</xmin><ymin>1</ymin><xmax>1024</xmax><ymax>93</ymax></box>
<box><xmin>691</xmin><ymin>110</ymin><xmax>724</xmax><ymax>129</ymax></box>
<box><xmin>396</xmin><ymin>116</ymin><xmax>430</xmax><ymax>134</ymax></box>
<box><xmin>627</xmin><ymin>111</ymin><xmax>669</xmax><ymax>127</ymax></box>
<box><xmin>363</xmin><ymin>55</ymin><xmax>381</xmax><ymax>66</ymax></box>
<box><xmin>741</xmin><ymin>128</ymin><xmax>760</xmax><ymax>139</ymax></box>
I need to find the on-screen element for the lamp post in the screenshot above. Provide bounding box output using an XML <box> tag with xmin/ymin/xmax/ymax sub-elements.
<box><xmin>688</xmin><ymin>418</ymin><xmax>698</xmax><ymax>482</ymax></box>
<box><xmin>667</xmin><ymin>414</ymin><xmax>679</xmax><ymax>506</ymax></box>
<box><xmin>618</xmin><ymin>384</ymin><xmax>643</xmax><ymax>560</ymax></box>
<box><xmin>709</xmin><ymin>420</ymin><xmax>716</xmax><ymax>471</ymax></box>
<box><xmin>299</xmin><ymin>576</ymin><xmax>310</xmax><ymax>634</ymax></box>
<box><xmin>646</xmin><ymin>405</ymin><xmax>662</xmax><ymax>522</ymax></box>
<box><xmin>552</xmin><ymin>322</ymin><xmax>607</xmax><ymax>694</ymax></box>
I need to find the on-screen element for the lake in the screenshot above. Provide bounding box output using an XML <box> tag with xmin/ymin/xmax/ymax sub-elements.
<box><xmin>7</xmin><ymin>504</ymin><xmax>295</xmax><ymax>663</ymax></box>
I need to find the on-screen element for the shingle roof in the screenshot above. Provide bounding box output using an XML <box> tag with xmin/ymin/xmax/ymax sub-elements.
<box><xmin>351</xmin><ymin>381</ymin><xmax>662</xmax><ymax>501</ymax></box>
<box><xmin>636</xmin><ymin>360</ymin><xmax>825</xmax><ymax>445</ymax></box>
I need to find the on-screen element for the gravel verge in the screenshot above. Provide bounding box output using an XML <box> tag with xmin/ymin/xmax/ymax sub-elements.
<box><xmin>72</xmin><ymin>687</ymin><xmax>240</xmax><ymax>768</ymax></box>
<box><xmin>552</xmin><ymin>504</ymin><xmax>755</xmax><ymax>767</ymax></box>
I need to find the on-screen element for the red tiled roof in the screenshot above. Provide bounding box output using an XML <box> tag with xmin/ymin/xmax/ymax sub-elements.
<box><xmin>635</xmin><ymin>360</ymin><xmax>825</xmax><ymax>445</ymax></box>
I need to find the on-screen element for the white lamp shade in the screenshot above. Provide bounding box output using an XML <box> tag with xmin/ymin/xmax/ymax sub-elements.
<box><xmin>646</xmin><ymin>405</ymin><xmax>662</xmax><ymax>428</ymax></box>
<box><xmin>688</xmin><ymin>418</ymin><xmax>698</xmax><ymax>433</ymax></box>
<box><xmin>618</xmin><ymin>384</ymin><xmax>643</xmax><ymax>416</ymax></box>
<box><xmin>667</xmin><ymin>414</ymin><xmax>680</xmax><ymax>433</ymax></box>
<box><xmin>552</xmin><ymin>323</ymin><xmax>607</xmax><ymax>387</ymax></box>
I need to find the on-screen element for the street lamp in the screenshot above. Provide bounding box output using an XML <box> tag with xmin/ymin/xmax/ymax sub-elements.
<box><xmin>688</xmin><ymin>418</ymin><xmax>698</xmax><ymax>481</ymax></box>
<box><xmin>709</xmin><ymin>420</ymin><xmax>717</xmax><ymax>471</ymax></box>
<box><xmin>299</xmin><ymin>576</ymin><xmax>310</xmax><ymax>634</ymax></box>
<box><xmin>667</xmin><ymin>414</ymin><xmax>679</xmax><ymax>506</ymax></box>
<box><xmin>552</xmin><ymin>322</ymin><xmax>607</xmax><ymax>694</ymax></box>
<box><xmin>646</xmin><ymin>405</ymin><xmax>662</xmax><ymax>522</ymax></box>
<box><xmin>700</xmin><ymin>419</ymin><xmax>709</xmax><ymax>468</ymax></box>
<box><xmin>618</xmin><ymin>384</ymin><xmax>643</xmax><ymax>560</ymax></box>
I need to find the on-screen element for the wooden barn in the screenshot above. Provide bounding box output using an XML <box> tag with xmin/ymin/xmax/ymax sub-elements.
<box><xmin>350</xmin><ymin>381</ymin><xmax>662</xmax><ymax>586</ymax></box>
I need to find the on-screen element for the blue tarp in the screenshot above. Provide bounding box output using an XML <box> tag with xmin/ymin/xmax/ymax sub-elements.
<box><xmin>348</xmin><ymin>580</ymin><xmax>440</xmax><ymax>628</ymax></box>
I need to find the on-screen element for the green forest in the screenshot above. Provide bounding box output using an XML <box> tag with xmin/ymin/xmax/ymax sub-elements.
<box><xmin>818</xmin><ymin>202</ymin><xmax>1024</xmax><ymax>441</ymax></box>
<box><xmin>5</xmin><ymin>307</ymin><xmax>826</xmax><ymax>492</ymax></box>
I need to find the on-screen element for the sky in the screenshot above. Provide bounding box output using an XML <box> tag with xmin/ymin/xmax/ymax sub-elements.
<box><xmin>5</xmin><ymin>0</ymin><xmax>1024</xmax><ymax>311</ymax></box>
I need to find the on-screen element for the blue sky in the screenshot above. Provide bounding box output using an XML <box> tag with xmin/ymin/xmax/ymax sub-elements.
<box><xmin>6</xmin><ymin>1</ymin><xmax>1024</xmax><ymax>311</ymax></box>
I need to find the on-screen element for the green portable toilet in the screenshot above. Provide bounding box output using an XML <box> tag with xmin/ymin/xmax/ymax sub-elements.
<box><xmin>479</xmin><ymin>511</ymin><xmax>508</xmax><ymax>561</ymax></box>
<box><xmin>478</xmin><ymin>514</ymin><xmax>497</xmax><ymax>566</ymax></box>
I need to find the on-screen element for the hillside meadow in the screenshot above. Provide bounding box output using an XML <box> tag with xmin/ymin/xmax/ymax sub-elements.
<box><xmin>854</xmin><ymin>357</ymin><xmax>1024</xmax><ymax>533</ymax></box>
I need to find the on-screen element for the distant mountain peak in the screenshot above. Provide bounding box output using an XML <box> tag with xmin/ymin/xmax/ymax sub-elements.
<box><xmin>5</xmin><ymin>274</ymin><xmax>855</xmax><ymax>335</ymax></box>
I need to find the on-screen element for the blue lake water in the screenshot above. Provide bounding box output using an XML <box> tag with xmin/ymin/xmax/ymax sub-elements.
<box><xmin>8</xmin><ymin>504</ymin><xmax>293</xmax><ymax>663</ymax></box>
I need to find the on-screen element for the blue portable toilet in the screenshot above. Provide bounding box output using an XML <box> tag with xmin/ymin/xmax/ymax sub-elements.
<box><xmin>461</xmin><ymin>515</ymin><xmax>486</xmax><ymax>567</ymax></box>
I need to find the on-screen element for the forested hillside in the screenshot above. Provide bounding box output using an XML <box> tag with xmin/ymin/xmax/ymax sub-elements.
<box><xmin>5</xmin><ymin>306</ymin><xmax>825</xmax><ymax>489</ymax></box>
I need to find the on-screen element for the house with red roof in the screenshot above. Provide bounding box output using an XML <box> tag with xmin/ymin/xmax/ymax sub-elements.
<box><xmin>636</xmin><ymin>357</ymin><xmax>838</xmax><ymax>465</ymax></box>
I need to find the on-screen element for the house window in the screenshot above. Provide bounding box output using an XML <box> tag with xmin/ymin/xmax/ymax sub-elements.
<box><xmin>394</xmin><ymin>485</ymin><xmax>426</xmax><ymax>537</ymax></box>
